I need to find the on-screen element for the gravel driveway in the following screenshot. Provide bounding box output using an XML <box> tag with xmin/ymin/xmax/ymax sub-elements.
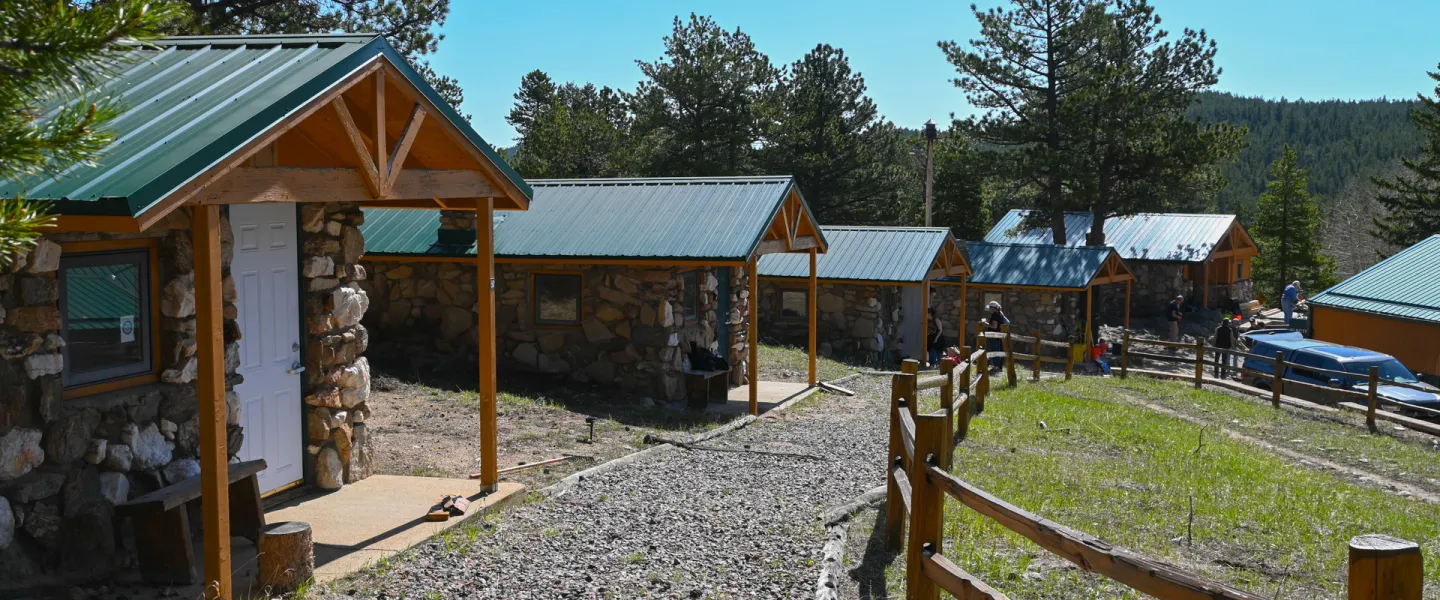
<box><xmin>327</xmin><ymin>377</ymin><xmax>891</xmax><ymax>600</ymax></box>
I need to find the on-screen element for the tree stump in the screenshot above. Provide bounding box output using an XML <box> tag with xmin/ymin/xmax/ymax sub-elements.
<box><xmin>258</xmin><ymin>521</ymin><xmax>314</xmax><ymax>592</ymax></box>
<box><xmin>1348</xmin><ymin>534</ymin><xmax>1423</xmax><ymax>600</ymax></box>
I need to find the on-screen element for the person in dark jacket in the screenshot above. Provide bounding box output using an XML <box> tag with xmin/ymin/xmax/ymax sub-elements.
<box><xmin>981</xmin><ymin>301</ymin><xmax>1009</xmax><ymax>373</ymax></box>
<box><xmin>927</xmin><ymin>307</ymin><xmax>945</xmax><ymax>366</ymax></box>
<box><xmin>1213</xmin><ymin>318</ymin><xmax>1237</xmax><ymax>379</ymax></box>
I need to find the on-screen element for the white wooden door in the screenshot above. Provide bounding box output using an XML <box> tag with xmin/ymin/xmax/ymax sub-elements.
<box><xmin>230</xmin><ymin>203</ymin><xmax>303</xmax><ymax>495</ymax></box>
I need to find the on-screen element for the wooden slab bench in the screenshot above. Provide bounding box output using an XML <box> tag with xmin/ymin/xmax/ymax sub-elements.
<box><xmin>685</xmin><ymin>369</ymin><xmax>730</xmax><ymax>408</ymax></box>
<box><xmin>115</xmin><ymin>459</ymin><xmax>267</xmax><ymax>584</ymax></box>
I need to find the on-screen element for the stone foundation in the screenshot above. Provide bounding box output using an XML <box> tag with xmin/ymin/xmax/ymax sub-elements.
<box><xmin>299</xmin><ymin>203</ymin><xmax>373</xmax><ymax>491</ymax></box>
<box><xmin>0</xmin><ymin>208</ymin><xmax>243</xmax><ymax>588</ymax></box>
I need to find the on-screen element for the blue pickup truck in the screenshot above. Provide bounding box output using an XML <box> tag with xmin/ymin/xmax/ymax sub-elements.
<box><xmin>1239</xmin><ymin>331</ymin><xmax>1440</xmax><ymax>414</ymax></box>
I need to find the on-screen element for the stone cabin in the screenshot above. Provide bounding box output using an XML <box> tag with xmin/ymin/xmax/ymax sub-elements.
<box><xmin>985</xmin><ymin>210</ymin><xmax>1259</xmax><ymax>320</ymax></box>
<box><xmin>756</xmin><ymin>226</ymin><xmax>969</xmax><ymax>364</ymax></box>
<box><xmin>359</xmin><ymin>176</ymin><xmax>828</xmax><ymax>408</ymax></box>
<box><xmin>957</xmin><ymin>243</ymin><xmax>1135</xmax><ymax>347</ymax></box>
<box><xmin>0</xmin><ymin>34</ymin><xmax>531</xmax><ymax>595</ymax></box>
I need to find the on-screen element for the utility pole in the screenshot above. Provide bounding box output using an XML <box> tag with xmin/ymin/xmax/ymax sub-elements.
<box><xmin>924</xmin><ymin>119</ymin><xmax>938</xmax><ymax>227</ymax></box>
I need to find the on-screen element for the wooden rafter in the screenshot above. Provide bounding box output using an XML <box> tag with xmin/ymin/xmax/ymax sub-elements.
<box><xmin>374</xmin><ymin>71</ymin><xmax>386</xmax><ymax>184</ymax></box>
<box><xmin>385</xmin><ymin>104</ymin><xmax>426</xmax><ymax>191</ymax></box>
<box><xmin>330</xmin><ymin>96</ymin><xmax>384</xmax><ymax>198</ymax></box>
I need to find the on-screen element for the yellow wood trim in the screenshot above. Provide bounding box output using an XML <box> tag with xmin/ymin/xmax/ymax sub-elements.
<box><xmin>59</xmin><ymin>238</ymin><xmax>164</xmax><ymax>390</ymax></box>
<box><xmin>192</xmin><ymin>204</ymin><xmax>231</xmax><ymax>598</ymax></box>
<box><xmin>59</xmin><ymin>238</ymin><xmax>157</xmax><ymax>253</ymax></box>
<box><xmin>135</xmin><ymin>59</ymin><xmax>386</xmax><ymax>230</ymax></box>
<box><xmin>748</xmin><ymin>255</ymin><xmax>759</xmax><ymax>415</ymax></box>
<box><xmin>529</xmin><ymin>270</ymin><xmax>584</xmax><ymax>328</ymax></box>
<box><xmin>475</xmin><ymin>198</ymin><xmax>499</xmax><ymax>489</ymax></box>
<box><xmin>62</xmin><ymin>374</ymin><xmax>159</xmax><ymax>400</ymax></box>
<box><xmin>47</xmin><ymin>215</ymin><xmax>140</xmax><ymax>233</ymax></box>
<box><xmin>759</xmin><ymin>275</ymin><xmax>923</xmax><ymax>287</ymax></box>
<box><xmin>807</xmin><ymin>248</ymin><xmax>817</xmax><ymax>385</ymax></box>
<box><xmin>385</xmin><ymin>104</ymin><xmax>427</xmax><ymax>190</ymax></box>
<box><xmin>259</xmin><ymin>478</ymin><xmax>304</xmax><ymax>499</ymax></box>
<box><xmin>374</xmin><ymin>70</ymin><xmax>386</xmax><ymax>193</ymax></box>
<box><xmin>197</xmin><ymin>167</ymin><xmax>495</xmax><ymax>205</ymax></box>
<box><xmin>330</xmin><ymin>96</ymin><xmax>384</xmax><ymax>198</ymax></box>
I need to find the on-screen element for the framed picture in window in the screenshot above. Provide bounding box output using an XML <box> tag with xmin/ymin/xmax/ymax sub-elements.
<box><xmin>533</xmin><ymin>272</ymin><xmax>582</xmax><ymax>326</ymax></box>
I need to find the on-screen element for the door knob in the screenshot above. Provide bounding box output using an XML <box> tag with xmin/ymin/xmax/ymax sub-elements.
<box><xmin>287</xmin><ymin>361</ymin><xmax>305</xmax><ymax>375</ymax></box>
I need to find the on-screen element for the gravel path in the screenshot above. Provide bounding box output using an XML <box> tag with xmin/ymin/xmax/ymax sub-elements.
<box><xmin>329</xmin><ymin>377</ymin><xmax>893</xmax><ymax>600</ymax></box>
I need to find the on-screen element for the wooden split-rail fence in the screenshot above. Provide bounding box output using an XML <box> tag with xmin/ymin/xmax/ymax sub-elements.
<box><xmin>1118</xmin><ymin>330</ymin><xmax>1440</xmax><ymax>438</ymax></box>
<box><xmin>884</xmin><ymin>345</ymin><xmax>1428</xmax><ymax>599</ymax></box>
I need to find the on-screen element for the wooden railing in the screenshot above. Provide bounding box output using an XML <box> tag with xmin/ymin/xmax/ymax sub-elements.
<box><xmin>975</xmin><ymin>325</ymin><xmax>1076</xmax><ymax>387</ymax></box>
<box><xmin>1119</xmin><ymin>330</ymin><xmax>1440</xmax><ymax>437</ymax></box>
<box><xmin>883</xmin><ymin>357</ymin><xmax>1426</xmax><ymax>599</ymax></box>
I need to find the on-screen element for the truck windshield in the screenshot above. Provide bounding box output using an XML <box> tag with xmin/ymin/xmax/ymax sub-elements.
<box><xmin>1342</xmin><ymin>359</ymin><xmax>1420</xmax><ymax>384</ymax></box>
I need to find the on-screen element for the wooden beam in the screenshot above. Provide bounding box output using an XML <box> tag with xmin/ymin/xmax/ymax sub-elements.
<box><xmin>749</xmin><ymin>254</ymin><xmax>759</xmax><ymax>416</ymax></box>
<box><xmin>476</xmin><ymin>198</ymin><xmax>498</xmax><ymax>491</ymax></box>
<box><xmin>374</xmin><ymin>71</ymin><xmax>386</xmax><ymax>194</ymax></box>
<box><xmin>385</xmin><ymin>105</ymin><xmax>426</xmax><ymax>191</ymax></box>
<box><xmin>808</xmin><ymin>248</ymin><xmax>817</xmax><ymax>386</ymax></box>
<box><xmin>193</xmin><ymin>205</ymin><xmax>230</xmax><ymax>599</ymax></box>
<box><xmin>755</xmin><ymin>235</ymin><xmax>822</xmax><ymax>255</ymax></box>
<box><xmin>329</xmin><ymin>97</ymin><xmax>383</xmax><ymax>198</ymax></box>
<box><xmin>196</xmin><ymin>167</ymin><xmax>497</xmax><ymax>205</ymax></box>
<box><xmin>46</xmin><ymin>215</ymin><xmax>141</xmax><ymax>233</ymax></box>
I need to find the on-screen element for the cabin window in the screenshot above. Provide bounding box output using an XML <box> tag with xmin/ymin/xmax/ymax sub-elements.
<box><xmin>983</xmin><ymin>292</ymin><xmax>1003</xmax><ymax>311</ymax></box>
<box><xmin>533</xmin><ymin>273</ymin><xmax>582</xmax><ymax>326</ymax></box>
<box><xmin>681</xmin><ymin>271</ymin><xmax>699</xmax><ymax>321</ymax></box>
<box><xmin>779</xmin><ymin>289</ymin><xmax>807</xmax><ymax>321</ymax></box>
<box><xmin>59</xmin><ymin>249</ymin><xmax>153</xmax><ymax>387</ymax></box>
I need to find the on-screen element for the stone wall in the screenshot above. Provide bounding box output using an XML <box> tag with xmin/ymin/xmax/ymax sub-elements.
<box><xmin>963</xmin><ymin>287</ymin><xmax>1085</xmax><ymax>343</ymax></box>
<box><xmin>362</xmin><ymin>258</ymin><xmax>735</xmax><ymax>401</ymax></box>
<box><xmin>298</xmin><ymin>203</ymin><xmax>373</xmax><ymax>491</ymax></box>
<box><xmin>0</xmin><ymin>208</ymin><xmax>244</xmax><ymax>588</ymax></box>
<box><xmin>757</xmin><ymin>281</ymin><xmax>904</xmax><ymax>360</ymax></box>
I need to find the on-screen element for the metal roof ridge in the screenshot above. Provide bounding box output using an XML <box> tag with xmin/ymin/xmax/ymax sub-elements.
<box><xmin>820</xmin><ymin>225</ymin><xmax>950</xmax><ymax>232</ymax></box>
<box><xmin>1009</xmin><ymin>208</ymin><xmax>1235</xmax><ymax>219</ymax></box>
<box><xmin>528</xmin><ymin>175</ymin><xmax>793</xmax><ymax>186</ymax></box>
<box><xmin>155</xmin><ymin>34</ymin><xmax>380</xmax><ymax>45</ymax></box>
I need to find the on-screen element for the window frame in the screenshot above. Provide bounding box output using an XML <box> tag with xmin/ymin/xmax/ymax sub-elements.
<box><xmin>777</xmin><ymin>287</ymin><xmax>808</xmax><ymax>322</ymax></box>
<box><xmin>681</xmin><ymin>270</ymin><xmax>700</xmax><ymax>322</ymax></box>
<box><xmin>58</xmin><ymin>239</ymin><xmax>162</xmax><ymax>397</ymax></box>
<box><xmin>982</xmin><ymin>292</ymin><xmax>1004</xmax><ymax>311</ymax></box>
<box><xmin>531</xmin><ymin>271</ymin><xmax>583</xmax><ymax>328</ymax></box>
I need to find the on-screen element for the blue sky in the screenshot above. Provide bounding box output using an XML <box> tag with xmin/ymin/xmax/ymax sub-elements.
<box><xmin>426</xmin><ymin>0</ymin><xmax>1440</xmax><ymax>147</ymax></box>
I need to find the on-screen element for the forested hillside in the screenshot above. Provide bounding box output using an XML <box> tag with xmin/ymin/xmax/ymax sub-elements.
<box><xmin>1190</xmin><ymin>91</ymin><xmax>1423</xmax><ymax>213</ymax></box>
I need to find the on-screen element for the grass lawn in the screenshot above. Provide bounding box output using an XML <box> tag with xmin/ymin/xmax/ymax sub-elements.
<box><xmin>758</xmin><ymin>343</ymin><xmax>874</xmax><ymax>383</ymax></box>
<box><xmin>922</xmin><ymin>379</ymin><xmax>1440</xmax><ymax>599</ymax></box>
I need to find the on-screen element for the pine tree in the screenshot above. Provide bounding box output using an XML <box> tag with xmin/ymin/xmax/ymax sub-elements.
<box><xmin>930</xmin><ymin>126</ymin><xmax>993</xmax><ymax>241</ymax></box>
<box><xmin>630</xmin><ymin>14</ymin><xmax>778</xmax><ymax>177</ymax></box>
<box><xmin>0</xmin><ymin>0</ymin><xmax>178</xmax><ymax>266</ymax></box>
<box><xmin>1371</xmin><ymin>66</ymin><xmax>1440</xmax><ymax>249</ymax></box>
<box><xmin>762</xmin><ymin>44</ymin><xmax>910</xmax><ymax>224</ymax></box>
<box><xmin>506</xmin><ymin>71</ymin><xmax>633</xmax><ymax>179</ymax></box>
<box><xmin>940</xmin><ymin>0</ymin><xmax>1104</xmax><ymax>244</ymax></box>
<box><xmin>1252</xmin><ymin>146</ymin><xmax>1337</xmax><ymax>299</ymax></box>
<box><xmin>1072</xmin><ymin>0</ymin><xmax>1242</xmax><ymax>245</ymax></box>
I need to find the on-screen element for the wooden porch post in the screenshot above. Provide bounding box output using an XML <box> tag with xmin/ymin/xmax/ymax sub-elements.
<box><xmin>193</xmin><ymin>205</ymin><xmax>231</xmax><ymax>600</ymax></box>
<box><xmin>808</xmin><ymin>248</ymin><xmax>817</xmax><ymax>386</ymax></box>
<box><xmin>959</xmin><ymin>279</ymin><xmax>967</xmax><ymax>353</ymax></box>
<box><xmin>749</xmin><ymin>254</ymin><xmax>759</xmax><ymax>415</ymax></box>
<box><xmin>1202</xmin><ymin>260</ymin><xmax>1210</xmax><ymax>308</ymax></box>
<box><xmin>1085</xmin><ymin>285</ymin><xmax>1094</xmax><ymax>350</ymax></box>
<box><xmin>1124</xmin><ymin>279</ymin><xmax>1132</xmax><ymax>331</ymax></box>
<box><xmin>475</xmin><ymin>198</ymin><xmax>498</xmax><ymax>490</ymax></box>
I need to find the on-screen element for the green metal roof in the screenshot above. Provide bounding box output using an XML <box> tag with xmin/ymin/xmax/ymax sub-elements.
<box><xmin>965</xmin><ymin>242</ymin><xmax>1119</xmax><ymax>290</ymax></box>
<box><xmin>0</xmin><ymin>34</ymin><xmax>529</xmax><ymax>217</ymax></box>
<box><xmin>985</xmin><ymin>210</ymin><xmax>1240</xmax><ymax>263</ymax></box>
<box><xmin>1310</xmin><ymin>235</ymin><xmax>1440</xmax><ymax>323</ymax></box>
<box><xmin>362</xmin><ymin>176</ymin><xmax>827</xmax><ymax>261</ymax></box>
<box><xmin>757</xmin><ymin>226</ymin><xmax>953</xmax><ymax>282</ymax></box>
<box><xmin>63</xmin><ymin>264</ymin><xmax>143</xmax><ymax>330</ymax></box>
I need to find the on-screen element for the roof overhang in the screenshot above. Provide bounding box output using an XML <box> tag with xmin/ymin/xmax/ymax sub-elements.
<box><xmin>926</xmin><ymin>234</ymin><xmax>970</xmax><ymax>281</ymax></box>
<box><xmin>1088</xmin><ymin>251</ymin><xmax>1136</xmax><ymax>286</ymax></box>
<box><xmin>47</xmin><ymin>47</ymin><xmax>528</xmax><ymax>234</ymax></box>
<box><xmin>1203</xmin><ymin>220</ymin><xmax>1261</xmax><ymax>262</ymax></box>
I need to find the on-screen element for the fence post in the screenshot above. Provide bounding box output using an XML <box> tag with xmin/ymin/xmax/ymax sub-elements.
<box><xmin>1032</xmin><ymin>329</ymin><xmax>1042</xmax><ymax>381</ymax></box>
<box><xmin>957</xmin><ymin>358</ymin><xmax>972</xmax><ymax>440</ymax></box>
<box><xmin>1064</xmin><ymin>336</ymin><xmax>1074</xmax><ymax>381</ymax></box>
<box><xmin>938</xmin><ymin>357</ymin><xmax>956</xmax><ymax>466</ymax></box>
<box><xmin>1272</xmin><ymin>350</ymin><xmax>1284</xmax><ymax>409</ymax></box>
<box><xmin>1347</xmin><ymin>534</ymin><xmax>1423</xmax><ymax>600</ymax></box>
<box><xmin>907</xmin><ymin>414</ymin><xmax>948</xmax><ymax>600</ymax></box>
<box><xmin>1194</xmin><ymin>339</ymin><xmax>1206</xmax><ymax>389</ymax></box>
<box><xmin>1003</xmin><ymin>325</ymin><xmax>1017</xmax><ymax>387</ymax></box>
<box><xmin>1367</xmin><ymin>365</ymin><xmax>1380</xmax><ymax>432</ymax></box>
<box><xmin>902</xmin><ymin>359</ymin><xmax>919</xmax><ymax>419</ymax></box>
<box><xmin>977</xmin><ymin>347</ymin><xmax>989</xmax><ymax>414</ymax></box>
<box><xmin>1120</xmin><ymin>328</ymin><xmax>1130</xmax><ymax>380</ymax></box>
<box><xmin>885</xmin><ymin>365</ymin><xmax>916</xmax><ymax>552</ymax></box>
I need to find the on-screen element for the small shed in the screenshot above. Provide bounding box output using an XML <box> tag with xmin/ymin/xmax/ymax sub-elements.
<box><xmin>985</xmin><ymin>210</ymin><xmax>1259</xmax><ymax>316</ymax></box>
<box><xmin>0</xmin><ymin>34</ymin><xmax>529</xmax><ymax>596</ymax></box>
<box><xmin>755</xmin><ymin>226</ymin><xmax>969</xmax><ymax>363</ymax></box>
<box><xmin>962</xmin><ymin>242</ymin><xmax>1135</xmax><ymax>346</ymax></box>
<box><xmin>360</xmin><ymin>176</ymin><xmax>828</xmax><ymax>412</ymax></box>
<box><xmin>1310</xmin><ymin>235</ymin><xmax>1440</xmax><ymax>378</ymax></box>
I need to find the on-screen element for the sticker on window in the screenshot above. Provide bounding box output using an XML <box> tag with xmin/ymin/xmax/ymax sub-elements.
<box><xmin>119</xmin><ymin>315</ymin><xmax>135</xmax><ymax>343</ymax></box>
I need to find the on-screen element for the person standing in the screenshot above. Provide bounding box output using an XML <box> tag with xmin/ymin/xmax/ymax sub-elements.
<box><xmin>1166</xmin><ymin>295</ymin><xmax>1184</xmax><ymax>343</ymax></box>
<box><xmin>981</xmin><ymin>301</ymin><xmax>1009</xmax><ymax>373</ymax></box>
<box><xmin>1213</xmin><ymin>317</ymin><xmax>1236</xmax><ymax>379</ymax></box>
<box><xmin>1282</xmin><ymin>281</ymin><xmax>1304</xmax><ymax>327</ymax></box>
<box><xmin>927</xmin><ymin>307</ymin><xmax>945</xmax><ymax>366</ymax></box>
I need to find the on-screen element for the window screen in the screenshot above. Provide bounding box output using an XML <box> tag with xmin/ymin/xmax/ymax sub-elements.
<box><xmin>60</xmin><ymin>249</ymin><xmax>152</xmax><ymax>387</ymax></box>
<box><xmin>533</xmin><ymin>273</ymin><xmax>582</xmax><ymax>325</ymax></box>
<box><xmin>779</xmin><ymin>289</ymin><xmax>807</xmax><ymax>320</ymax></box>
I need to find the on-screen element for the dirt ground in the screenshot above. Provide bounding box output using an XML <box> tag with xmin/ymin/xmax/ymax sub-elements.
<box><xmin>366</xmin><ymin>362</ymin><xmax>736</xmax><ymax>491</ymax></box>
